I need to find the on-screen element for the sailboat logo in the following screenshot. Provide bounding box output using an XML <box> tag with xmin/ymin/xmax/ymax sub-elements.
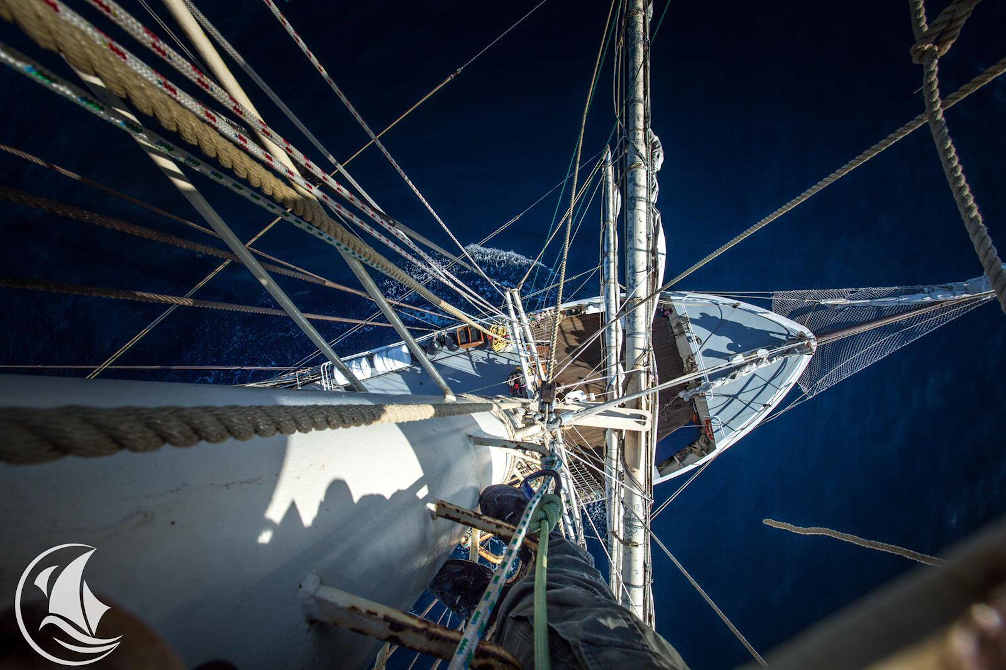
<box><xmin>14</xmin><ymin>543</ymin><xmax>122</xmax><ymax>666</ymax></box>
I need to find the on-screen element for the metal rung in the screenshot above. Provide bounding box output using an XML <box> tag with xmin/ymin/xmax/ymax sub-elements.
<box><xmin>300</xmin><ymin>574</ymin><xmax>519</xmax><ymax>669</ymax></box>
<box><xmin>431</xmin><ymin>500</ymin><xmax>538</xmax><ymax>552</ymax></box>
<box><xmin>468</xmin><ymin>433</ymin><xmax>548</xmax><ymax>455</ymax></box>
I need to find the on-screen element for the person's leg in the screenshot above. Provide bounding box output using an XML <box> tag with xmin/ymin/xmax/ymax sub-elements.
<box><xmin>491</xmin><ymin>532</ymin><xmax>689</xmax><ymax>670</ymax></box>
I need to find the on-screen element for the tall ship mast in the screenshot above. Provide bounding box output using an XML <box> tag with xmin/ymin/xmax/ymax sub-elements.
<box><xmin>0</xmin><ymin>0</ymin><xmax>1003</xmax><ymax>667</ymax></box>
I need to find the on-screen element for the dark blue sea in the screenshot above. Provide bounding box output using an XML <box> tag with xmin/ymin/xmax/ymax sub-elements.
<box><xmin>1</xmin><ymin>1</ymin><xmax>1004</xmax><ymax>668</ymax></box>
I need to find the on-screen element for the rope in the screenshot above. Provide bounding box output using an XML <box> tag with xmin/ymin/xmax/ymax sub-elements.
<box><xmin>646</xmin><ymin>517</ymin><xmax>767</xmax><ymax>666</ymax></box>
<box><xmin>0</xmin><ymin>400</ymin><xmax>496</xmax><ymax>464</ymax></box>
<box><xmin>0</xmin><ymin>277</ymin><xmax>405</xmax><ymax>328</ymax></box>
<box><xmin>661</xmin><ymin>53</ymin><xmax>1006</xmax><ymax>292</ymax></box>
<box><xmin>0</xmin><ymin>143</ymin><xmax>210</xmax><ymax>237</ymax></box>
<box><xmin>340</xmin><ymin>0</ymin><xmax>548</xmax><ymax>167</ymax></box>
<box><xmin>448</xmin><ymin>479</ymin><xmax>551</xmax><ymax>670</ymax></box>
<box><xmin>910</xmin><ymin>0</ymin><xmax>980</xmax><ymax>62</ymax></box>
<box><xmin>89</xmin><ymin>217</ymin><xmax>279</xmax><ymax>380</ymax></box>
<box><xmin>258</xmin><ymin>0</ymin><xmax>505</xmax><ymax>300</ymax></box>
<box><xmin>0</xmin><ymin>186</ymin><xmax>447</xmax><ymax>323</ymax></box>
<box><xmin>0</xmin><ymin>364</ymin><xmax>300</xmax><ymax>371</ymax></box>
<box><xmin>545</xmin><ymin>0</ymin><xmax>620</xmax><ymax>383</ymax></box>
<box><xmin>0</xmin><ymin>40</ymin><xmax>495</xmax><ymax>342</ymax></box>
<box><xmin>909</xmin><ymin>0</ymin><xmax>1005</xmax><ymax>312</ymax></box>
<box><xmin>532</xmin><ymin>495</ymin><xmax>562</xmax><ymax>670</ymax></box>
<box><xmin>42</xmin><ymin>0</ymin><xmax>498</xmax><ymax>319</ymax></box>
<box><xmin>0</xmin><ymin>143</ymin><xmax>368</xmax><ymax>295</ymax></box>
<box><xmin>136</xmin><ymin>0</ymin><xmax>200</xmax><ymax>68</ymax></box>
<box><xmin>179</xmin><ymin>0</ymin><xmax>379</xmax><ymax>213</ymax></box>
<box><xmin>762</xmin><ymin>519</ymin><xmax>945</xmax><ymax>567</ymax></box>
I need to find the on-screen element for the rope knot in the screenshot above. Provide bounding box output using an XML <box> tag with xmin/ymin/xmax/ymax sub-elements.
<box><xmin>910</xmin><ymin>0</ymin><xmax>980</xmax><ymax>64</ymax></box>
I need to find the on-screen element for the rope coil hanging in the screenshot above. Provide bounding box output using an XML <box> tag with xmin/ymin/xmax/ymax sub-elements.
<box><xmin>908</xmin><ymin>0</ymin><xmax>1006</xmax><ymax>312</ymax></box>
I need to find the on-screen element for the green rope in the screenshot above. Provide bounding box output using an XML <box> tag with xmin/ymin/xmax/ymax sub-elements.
<box><xmin>534</xmin><ymin>517</ymin><xmax>551</xmax><ymax>670</ymax></box>
<box><xmin>531</xmin><ymin>493</ymin><xmax>562</xmax><ymax>670</ymax></box>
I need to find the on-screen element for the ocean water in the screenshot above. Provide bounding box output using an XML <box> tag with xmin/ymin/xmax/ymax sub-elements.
<box><xmin>1</xmin><ymin>1</ymin><xmax>1004</xmax><ymax>668</ymax></box>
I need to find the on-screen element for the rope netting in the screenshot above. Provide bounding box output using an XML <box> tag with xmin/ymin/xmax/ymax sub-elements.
<box><xmin>771</xmin><ymin>286</ymin><xmax>991</xmax><ymax>398</ymax></box>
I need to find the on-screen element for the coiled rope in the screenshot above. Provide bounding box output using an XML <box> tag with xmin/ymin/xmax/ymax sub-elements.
<box><xmin>909</xmin><ymin>0</ymin><xmax>1005</xmax><ymax>312</ymax></box>
<box><xmin>0</xmin><ymin>400</ymin><xmax>495</xmax><ymax>464</ymax></box>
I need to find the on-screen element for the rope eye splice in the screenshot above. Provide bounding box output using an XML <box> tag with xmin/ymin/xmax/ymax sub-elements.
<box><xmin>447</xmin><ymin>469</ymin><xmax>565</xmax><ymax>670</ymax></box>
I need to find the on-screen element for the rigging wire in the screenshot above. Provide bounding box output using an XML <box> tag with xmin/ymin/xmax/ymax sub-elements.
<box><xmin>258</xmin><ymin>0</ymin><xmax>505</xmax><ymax>299</ymax></box>
<box><xmin>518</xmin><ymin>155</ymin><xmax>607</xmax><ymax>290</ymax></box>
<box><xmin>580</xmin><ymin>497</ymin><xmax>633</xmax><ymax>602</ymax></box>
<box><xmin>525</xmin><ymin>11</ymin><xmax>623</xmax><ymax>297</ymax></box>
<box><xmin>0</xmin><ymin>185</ymin><xmax>447</xmax><ymax>324</ymax></box>
<box><xmin>136</xmin><ymin>0</ymin><xmax>203</xmax><ymax>70</ymax></box>
<box><xmin>640</xmin><ymin>508</ymin><xmax>768</xmax><ymax>666</ymax></box>
<box><xmin>89</xmin><ymin>218</ymin><xmax>280</xmax><ymax>380</ymax></box>
<box><xmin>564</xmin><ymin>428</ymin><xmax>652</xmax><ymax>502</ymax></box>
<box><xmin>651</xmin><ymin>450</ymin><xmax>723</xmax><ymax>520</ymax></box>
<box><xmin>525</xmin><ymin>264</ymin><xmax>603</xmax><ymax>300</ymax></box>
<box><xmin>533</xmin><ymin>161</ymin><xmax>607</xmax><ymax>307</ymax></box>
<box><xmin>340</xmin><ymin>0</ymin><xmax>550</xmax><ymax>167</ymax></box>
<box><xmin>547</xmin><ymin>0</ymin><xmax>620</xmax><ymax>383</ymax></box>
<box><xmin>73</xmin><ymin>0</ymin><xmax>500</xmax><ymax>320</ymax></box>
<box><xmin>659</xmin><ymin>54</ymin><xmax>1006</xmax><ymax>292</ymax></box>
<box><xmin>179</xmin><ymin>0</ymin><xmax>379</xmax><ymax>212</ymax></box>
<box><xmin>0</xmin><ymin>278</ymin><xmax>414</xmax><ymax>328</ymax></box>
<box><xmin>286</xmin><ymin>154</ymin><xmax>608</xmax><ymax>371</ymax></box>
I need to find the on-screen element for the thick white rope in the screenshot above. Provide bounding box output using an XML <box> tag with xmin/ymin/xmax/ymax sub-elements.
<box><xmin>180</xmin><ymin>0</ymin><xmax>380</xmax><ymax>212</ymax></box>
<box><xmin>0</xmin><ymin>41</ymin><xmax>497</xmax><ymax>341</ymax></box>
<box><xmin>66</xmin><ymin>0</ymin><xmax>501</xmax><ymax>317</ymax></box>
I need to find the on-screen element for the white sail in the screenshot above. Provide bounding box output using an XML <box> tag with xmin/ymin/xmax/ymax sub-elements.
<box><xmin>45</xmin><ymin>550</ymin><xmax>95</xmax><ymax>634</ymax></box>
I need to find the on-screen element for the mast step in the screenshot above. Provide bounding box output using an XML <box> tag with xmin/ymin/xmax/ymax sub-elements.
<box><xmin>299</xmin><ymin>574</ymin><xmax>519</xmax><ymax>669</ymax></box>
<box><xmin>431</xmin><ymin>500</ymin><xmax>538</xmax><ymax>552</ymax></box>
<box><xmin>467</xmin><ymin>433</ymin><xmax>548</xmax><ymax>455</ymax></box>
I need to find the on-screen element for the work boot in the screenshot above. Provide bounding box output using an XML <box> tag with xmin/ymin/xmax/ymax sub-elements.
<box><xmin>429</xmin><ymin>558</ymin><xmax>492</xmax><ymax>620</ymax></box>
<box><xmin>478</xmin><ymin>484</ymin><xmax>529</xmax><ymax>525</ymax></box>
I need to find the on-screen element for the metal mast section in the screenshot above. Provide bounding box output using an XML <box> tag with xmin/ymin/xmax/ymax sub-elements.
<box><xmin>620</xmin><ymin>0</ymin><xmax>655</xmax><ymax>621</ymax></box>
<box><xmin>161</xmin><ymin>0</ymin><xmax>453</xmax><ymax>398</ymax></box>
<box><xmin>601</xmin><ymin>145</ymin><xmax>626</xmax><ymax>597</ymax></box>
